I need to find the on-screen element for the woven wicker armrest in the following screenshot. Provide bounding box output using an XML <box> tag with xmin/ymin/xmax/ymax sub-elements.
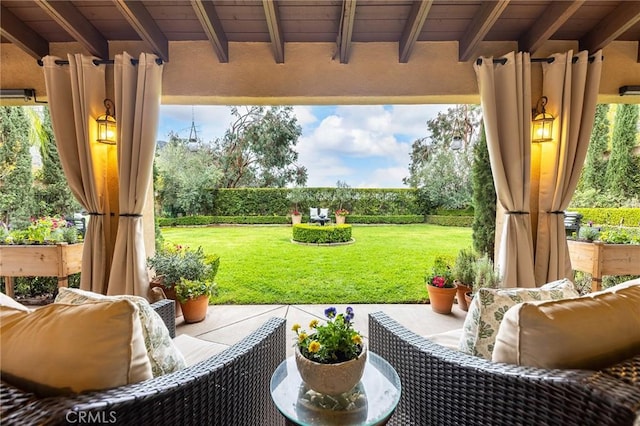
<box><xmin>368</xmin><ymin>311</ymin><xmax>640</xmax><ymax>426</ymax></box>
<box><xmin>150</xmin><ymin>298</ymin><xmax>176</xmax><ymax>338</ymax></box>
<box><xmin>1</xmin><ymin>317</ymin><xmax>287</xmax><ymax>426</ymax></box>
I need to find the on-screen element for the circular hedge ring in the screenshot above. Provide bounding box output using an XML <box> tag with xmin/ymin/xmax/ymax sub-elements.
<box><xmin>292</xmin><ymin>224</ymin><xmax>353</xmax><ymax>244</ymax></box>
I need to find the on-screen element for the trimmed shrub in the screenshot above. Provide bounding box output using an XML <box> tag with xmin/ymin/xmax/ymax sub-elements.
<box><xmin>292</xmin><ymin>224</ymin><xmax>352</xmax><ymax>244</ymax></box>
<box><xmin>158</xmin><ymin>215</ymin><xmax>290</xmax><ymax>226</ymax></box>
<box><xmin>346</xmin><ymin>215</ymin><xmax>424</xmax><ymax>224</ymax></box>
<box><xmin>573</xmin><ymin>208</ymin><xmax>640</xmax><ymax>227</ymax></box>
<box><xmin>425</xmin><ymin>215</ymin><xmax>473</xmax><ymax>227</ymax></box>
<box><xmin>209</xmin><ymin>187</ymin><xmax>420</xmax><ymax>217</ymax></box>
<box><xmin>158</xmin><ymin>215</ymin><xmax>427</xmax><ymax>226</ymax></box>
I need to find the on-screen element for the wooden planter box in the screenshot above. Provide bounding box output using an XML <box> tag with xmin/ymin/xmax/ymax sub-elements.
<box><xmin>567</xmin><ymin>240</ymin><xmax>640</xmax><ymax>292</ymax></box>
<box><xmin>0</xmin><ymin>243</ymin><xmax>83</xmax><ymax>298</ymax></box>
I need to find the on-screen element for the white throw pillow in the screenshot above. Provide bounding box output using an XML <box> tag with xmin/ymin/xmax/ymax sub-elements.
<box><xmin>55</xmin><ymin>287</ymin><xmax>186</xmax><ymax>377</ymax></box>
<box><xmin>458</xmin><ymin>279</ymin><xmax>579</xmax><ymax>360</ymax></box>
<box><xmin>0</xmin><ymin>292</ymin><xmax>31</xmax><ymax>312</ymax></box>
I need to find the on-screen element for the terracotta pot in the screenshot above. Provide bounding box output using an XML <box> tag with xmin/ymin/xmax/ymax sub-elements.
<box><xmin>335</xmin><ymin>215</ymin><xmax>346</xmax><ymax>225</ymax></box>
<box><xmin>426</xmin><ymin>284</ymin><xmax>457</xmax><ymax>314</ymax></box>
<box><xmin>456</xmin><ymin>283</ymin><xmax>472</xmax><ymax>311</ymax></box>
<box><xmin>179</xmin><ymin>294</ymin><xmax>210</xmax><ymax>323</ymax></box>
<box><xmin>291</xmin><ymin>214</ymin><xmax>302</xmax><ymax>225</ymax></box>
<box><xmin>295</xmin><ymin>345</ymin><xmax>367</xmax><ymax>395</ymax></box>
<box><xmin>150</xmin><ymin>277</ymin><xmax>182</xmax><ymax>317</ymax></box>
<box><xmin>465</xmin><ymin>291</ymin><xmax>473</xmax><ymax>308</ymax></box>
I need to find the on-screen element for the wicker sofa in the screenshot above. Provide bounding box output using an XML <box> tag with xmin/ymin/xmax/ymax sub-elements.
<box><xmin>369</xmin><ymin>311</ymin><xmax>640</xmax><ymax>426</ymax></box>
<box><xmin>1</xmin><ymin>299</ymin><xmax>287</xmax><ymax>426</ymax></box>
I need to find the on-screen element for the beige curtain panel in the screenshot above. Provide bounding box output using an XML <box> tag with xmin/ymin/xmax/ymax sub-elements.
<box><xmin>475</xmin><ymin>52</ymin><xmax>536</xmax><ymax>288</ymax></box>
<box><xmin>533</xmin><ymin>50</ymin><xmax>603</xmax><ymax>285</ymax></box>
<box><xmin>107</xmin><ymin>53</ymin><xmax>163</xmax><ymax>297</ymax></box>
<box><xmin>42</xmin><ymin>55</ymin><xmax>110</xmax><ymax>294</ymax></box>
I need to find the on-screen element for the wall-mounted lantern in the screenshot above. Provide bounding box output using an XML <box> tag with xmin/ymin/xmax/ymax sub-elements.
<box><xmin>96</xmin><ymin>99</ymin><xmax>116</xmax><ymax>145</ymax></box>
<box><xmin>532</xmin><ymin>96</ymin><xmax>554</xmax><ymax>143</ymax></box>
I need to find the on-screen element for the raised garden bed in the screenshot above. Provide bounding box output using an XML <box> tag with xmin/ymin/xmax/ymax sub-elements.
<box><xmin>0</xmin><ymin>243</ymin><xmax>83</xmax><ymax>298</ymax></box>
<box><xmin>567</xmin><ymin>240</ymin><xmax>640</xmax><ymax>292</ymax></box>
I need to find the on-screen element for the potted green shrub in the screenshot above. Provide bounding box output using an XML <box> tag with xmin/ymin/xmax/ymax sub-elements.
<box><xmin>452</xmin><ymin>248</ymin><xmax>477</xmax><ymax>311</ymax></box>
<box><xmin>175</xmin><ymin>278</ymin><xmax>218</xmax><ymax>323</ymax></box>
<box><xmin>147</xmin><ymin>244</ymin><xmax>220</xmax><ymax>316</ymax></box>
<box><xmin>466</xmin><ymin>254</ymin><xmax>501</xmax><ymax>305</ymax></box>
<box><xmin>287</xmin><ymin>186</ymin><xmax>307</xmax><ymax>225</ymax></box>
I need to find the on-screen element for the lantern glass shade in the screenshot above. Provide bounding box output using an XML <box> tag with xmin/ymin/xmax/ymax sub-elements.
<box><xmin>532</xmin><ymin>112</ymin><xmax>554</xmax><ymax>143</ymax></box>
<box><xmin>96</xmin><ymin>114</ymin><xmax>116</xmax><ymax>144</ymax></box>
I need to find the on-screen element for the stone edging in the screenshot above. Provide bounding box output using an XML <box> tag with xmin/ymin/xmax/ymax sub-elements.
<box><xmin>290</xmin><ymin>238</ymin><xmax>356</xmax><ymax>247</ymax></box>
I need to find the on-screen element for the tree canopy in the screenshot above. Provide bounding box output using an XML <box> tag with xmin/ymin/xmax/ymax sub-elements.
<box><xmin>212</xmin><ymin>106</ymin><xmax>307</xmax><ymax>188</ymax></box>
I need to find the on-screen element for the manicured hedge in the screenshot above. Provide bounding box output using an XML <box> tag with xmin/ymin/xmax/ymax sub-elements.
<box><xmin>346</xmin><ymin>215</ymin><xmax>425</xmax><ymax>224</ymax></box>
<box><xmin>425</xmin><ymin>215</ymin><xmax>474</xmax><ymax>227</ymax></box>
<box><xmin>572</xmin><ymin>208</ymin><xmax>640</xmax><ymax>227</ymax></box>
<box><xmin>158</xmin><ymin>216</ymin><xmax>289</xmax><ymax>226</ymax></box>
<box><xmin>434</xmin><ymin>207</ymin><xmax>474</xmax><ymax>216</ymax></box>
<box><xmin>292</xmin><ymin>224</ymin><xmax>352</xmax><ymax>244</ymax></box>
<box><xmin>210</xmin><ymin>187</ymin><xmax>420</xmax><ymax>216</ymax></box>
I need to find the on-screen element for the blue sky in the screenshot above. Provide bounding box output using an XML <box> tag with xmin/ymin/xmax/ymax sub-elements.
<box><xmin>157</xmin><ymin>104</ymin><xmax>452</xmax><ymax>188</ymax></box>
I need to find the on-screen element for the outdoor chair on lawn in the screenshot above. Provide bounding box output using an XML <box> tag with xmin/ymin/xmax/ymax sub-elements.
<box><xmin>309</xmin><ymin>207</ymin><xmax>319</xmax><ymax>223</ymax></box>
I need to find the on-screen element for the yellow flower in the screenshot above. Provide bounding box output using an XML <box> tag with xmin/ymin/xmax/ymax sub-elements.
<box><xmin>292</xmin><ymin>323</ymin><xmax>301</xmax><ymax>332</ymax></box>
<box><xmin>351</xmin><ymin>334</ymin><xmax>362</xmax><ymax>345</ymax></box>
<box><xmin>309</xmin><ymin>319</ymin><xmax>319</xmax><ymax>329</ymax></box>
<box><xmin>308</xmin><ymin>341</ymin><xmax>321</xmax><ymax>353</ymax></box>
<box><xmin>298</xmin><ymin>332</ymin><xmax>308</xmax><ymax>343</ymax></box>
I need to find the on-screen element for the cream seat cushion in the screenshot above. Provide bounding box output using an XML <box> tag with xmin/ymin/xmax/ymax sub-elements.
<box><xmin>458</xmin><ymin>279</ymin><xmax>579</xmax><ymax>360</ymax></box>
<box><xmin>492</xmin><ymin>281</ymin><xmax>640</xmax><ymax>369</ymax></box>
<box><xmin>173</xmin><ymin>334</ymin><xmax>228</xmax><ymax>366</ymax></box>
<box><xmin>0</xmin><ymin>299</ymin><xmax>153</xmax><ymax>396</ymax></box>
<box><xmin>55</xmin><ymin>287</ymin><xmax>186</xmax><ymax>377</ymax></box>
<box><xmin>425</xmin><ymin>328</ymin><xmax>463</xmax><ymax>351</ymax></box>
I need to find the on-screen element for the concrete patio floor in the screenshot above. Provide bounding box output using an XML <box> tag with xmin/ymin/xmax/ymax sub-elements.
<box><xmin>176</xmin><ymin>303</ymin><xmax>467</xmax><ymax>357</ymax></box>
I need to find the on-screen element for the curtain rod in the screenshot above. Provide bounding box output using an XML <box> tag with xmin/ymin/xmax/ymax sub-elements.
<box><xmin>476</xmin><ymin>54</ymin><xmax>600</xmax><ymax>66</ymax></box>
<box><xmin>37</xmin><ymin>58</ymin><xmax>164</xmax><ymax>67</ymax></box>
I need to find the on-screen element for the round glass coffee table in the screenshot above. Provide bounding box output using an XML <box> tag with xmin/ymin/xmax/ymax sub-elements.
<box><xmin>270</xmin><ymin>351</ymin><xmax>401</xmax><ymax>425</ymax></box>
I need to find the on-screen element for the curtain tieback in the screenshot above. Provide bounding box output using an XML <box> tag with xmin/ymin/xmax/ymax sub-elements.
<box><xmin>505</xmin><ymin>211</ymin><xmax>529</xmax><ymax>215</ymax></box>
<box><xmin>548</xmin><ymin>211</ymin><xmax>564</xmax><ymax>215</ymax></box>
<box><xmin>88</xmin><ymin>212</ymin><xmax>105</xmax><ymax>216</ymax></box>
<box><xmin>120</xmin><ymin>213</ymin><xmax>143</xmax><ymax>217</ymax></box>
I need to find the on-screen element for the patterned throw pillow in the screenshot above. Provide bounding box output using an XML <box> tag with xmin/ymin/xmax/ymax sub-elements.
<box><xmin>55</xmin><ymin>287</ymin><xmax>186</xmax><ymax>377</ymax></box>
<box><xmin>458</xmin><ymin>279</ymin><xmax>579</xmax><ymax>360</ymax></box>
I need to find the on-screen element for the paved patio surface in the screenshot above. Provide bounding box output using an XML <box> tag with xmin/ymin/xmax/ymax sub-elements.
<box><xmin>176</xmin><ymin>303</ymin><xmax>467</xmax><ymax>357</ymax></box>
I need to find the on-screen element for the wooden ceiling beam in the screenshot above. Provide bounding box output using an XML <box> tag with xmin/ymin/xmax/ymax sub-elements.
<box><xmin>38</xmin><ymin>0</ymin><xmax>107</xmax><ymax>58</ymax></box>
<box><xmin>519</xmin><ymin>0</ymin><xmax>584</xmax><ymax>54</ymax></box>
<box><xmin>191</xmin><ymin>0</ymin><xmax>228</xmax><ymax>63</ymax></box>
<box><xmin>337</xmin><ymin>0</ymin><xmax>357</xmax><ymax>64</ymax></box>
<box><xmin>262</xmin><ymin>0</ymin><xmax>284</xmax><ymax>63</ymax></box>
<box><xmin>458</xmin><ymin>0</ymin><xmax>509</xmax><ymax>62</ymax></box>
<box><xmin>399</xmin><ymin>0</ymin><xmax>433</xmax><ymax>63</ymax></box>
<box><xmin>0</xmin><ymin>5</ymin><xmax>49</xmax><ymax>59</ymax></box>
<box><xmin>580</xmin><ymin>1</ymin><xmax>640</xmax><ymax>53</ymax></box>
<box><xmin>114</xmin><ymin>0</ymin><xmax>169</xmax><ymax>62</ymax></box>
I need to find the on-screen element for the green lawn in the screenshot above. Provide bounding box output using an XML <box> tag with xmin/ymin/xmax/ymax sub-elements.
<box><xmin>160</xmin><ymin>224</ymin><xmax>472</xmax><ymax>304</ymax></box>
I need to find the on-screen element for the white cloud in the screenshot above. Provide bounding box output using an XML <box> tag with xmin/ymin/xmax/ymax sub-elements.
<box><xmin>159</xmin><ymin>104</ymin><xmax>452</xmax><ymax>188</ymax></box>
<box><xmin>361</xmin><ymin>167</ymin><xmax>410</xmax><ymax>188</ymax></box>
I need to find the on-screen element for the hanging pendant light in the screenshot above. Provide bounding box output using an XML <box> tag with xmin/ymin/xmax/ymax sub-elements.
<box><xmin>532</xmin><ymin>96</ymin><xmax>554</xmax><ymax>143</ymax></box>
<box><xmin>96</xmin><ymin>99</ymin><xmax>116</xmax><ymax>145</ymax></box>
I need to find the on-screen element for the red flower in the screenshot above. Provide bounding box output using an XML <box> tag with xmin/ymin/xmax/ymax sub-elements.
<box><xmin>432</xmin><ymin>276</ymin><xmax>446</xmax><ymax>288</ymax></box>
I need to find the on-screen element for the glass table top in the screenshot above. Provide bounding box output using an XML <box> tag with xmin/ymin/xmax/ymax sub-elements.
<box><xmin>270</xmin><ymin>351</ymin><xmax>401</xmax><ymax>426</ymax></box>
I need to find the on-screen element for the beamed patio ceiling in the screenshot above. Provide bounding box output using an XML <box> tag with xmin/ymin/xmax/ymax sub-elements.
<box><xmin>1</xmin><ymin>0</ymin><xmax>639</xmax><ymax>105</ymax></box>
